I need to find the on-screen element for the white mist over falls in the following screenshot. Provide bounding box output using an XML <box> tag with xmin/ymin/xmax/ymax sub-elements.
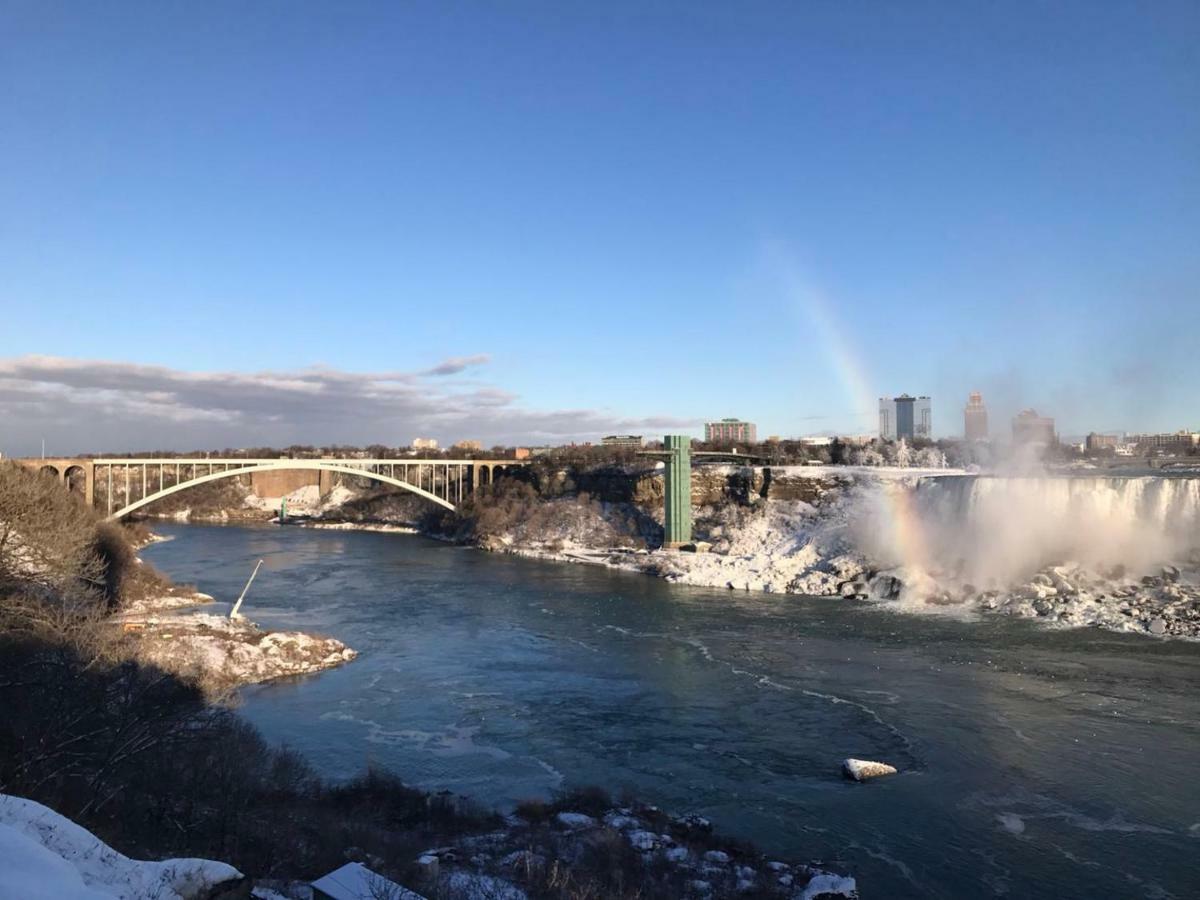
<box><xmin>847</xmin><ymin>473</ymin><xmax>1200</xmax><ymax>636</ymax></box>
<box><xmin>870</xmin><ymin>475</ymin><xmax>1200</xmax><ymax>584</ymax></box>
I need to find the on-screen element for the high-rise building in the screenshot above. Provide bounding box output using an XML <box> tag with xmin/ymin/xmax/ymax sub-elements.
<box><xmin>1012</xmin><ymin>410</ymin><xmax>1056</xmax><ymax>446</ymax></box>
<box><xmin>705</xmin><ymin>418</ymin><xmax>757</xmax><ymax>444</ymax></box>
<box><xmin>964</xmin><ymin>391</ymin><xmax>988</xmax><ymax>440</ymax></box>
<box><xmin>879</xmin><ymin>395</ymin><xmax>932</xmax><ymax>441</ymax></box>
<box><xmin>411</xmin><ymin>437</ymin><xmax>439</xmax><ymax>450</ymax></box>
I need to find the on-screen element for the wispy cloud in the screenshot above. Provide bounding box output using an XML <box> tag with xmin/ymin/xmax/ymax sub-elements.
<box><xmin>422</xmin><ymin>354</ymin><xmax>491</xmax><ymax>376</ymax></box>
<box><xmin>0</xmin><ymin>355</ymin><xmax>696</xmax><ymax>455</ymax></box>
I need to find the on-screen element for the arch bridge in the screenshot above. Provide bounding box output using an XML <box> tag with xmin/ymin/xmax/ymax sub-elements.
<box><xmin>9</xmin><ymin>457</ymin><xmax>527</xmax><ymax>520</ymax></box>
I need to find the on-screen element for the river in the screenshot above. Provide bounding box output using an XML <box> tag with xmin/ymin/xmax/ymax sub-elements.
<box><xmin>143</xmin><ymin>523</ymin><xmax>1200</xmax><ymax>899</ymax></box>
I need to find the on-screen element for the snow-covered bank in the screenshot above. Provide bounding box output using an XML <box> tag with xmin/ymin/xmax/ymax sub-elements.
<box><xmin>0</xmin><ymin>794</ymin><xmax>243</xmax><ymax>900</ymax></box>
<box><xmin>476</xmin><ymin>467</ymin><xmax>1200</xmax><ymax>641</ymax></box>
<box><xmin>301</xmin><ymin>520</ymin><xmax>419</xmax><ymax>534</ymax></box>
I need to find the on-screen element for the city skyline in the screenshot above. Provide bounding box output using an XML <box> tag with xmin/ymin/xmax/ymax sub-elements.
<box><xmin>0</xmin><ymin>354</ymin><xmax>1195</xmax><ymax>456</ymax></box>
<box><xmin>2</xmin><ymin>3</ymin><xmax>1197</xmax><ymax>452</ymax></box>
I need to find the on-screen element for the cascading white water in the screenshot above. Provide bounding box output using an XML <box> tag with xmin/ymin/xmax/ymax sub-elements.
<box><xmin>907</xmin><ymin>475</ymin><xmax>1200</xmax><ymax>586</ymax></box>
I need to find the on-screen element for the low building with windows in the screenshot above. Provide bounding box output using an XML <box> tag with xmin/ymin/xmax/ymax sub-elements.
<box><xmin>601</xmin><ymin>434</ymin><xmax>644</xmax><ymax>448</ymax></box>
<box><xmin>1130</xmin><ymin>430</ymin><xmax>1200</xmax><ymax>453</ymax></box>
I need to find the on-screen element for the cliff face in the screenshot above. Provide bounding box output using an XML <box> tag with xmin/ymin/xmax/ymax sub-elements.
<box><xmin>572</xmin><ymin>465</ymin><xmax>844</xmax><ymax>508</ymax></box>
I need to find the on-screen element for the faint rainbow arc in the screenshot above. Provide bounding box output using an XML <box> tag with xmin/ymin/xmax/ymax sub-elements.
<box><xmin>783</xmin><ymin>270</ymin><xmax>931</xmax><ymax>574</ymax></box>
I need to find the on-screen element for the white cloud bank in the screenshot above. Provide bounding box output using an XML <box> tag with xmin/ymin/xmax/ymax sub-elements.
<box><xmin>0</xmin><ymin>355</ymin><xmax>697</xmax><ymax>455</ymax></box>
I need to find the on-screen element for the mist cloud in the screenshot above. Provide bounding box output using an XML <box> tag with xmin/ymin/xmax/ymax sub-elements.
<box><xmin>0</xmin><ymin>355</ymin><xmax>697</xmax><ymax>455</ymax></box>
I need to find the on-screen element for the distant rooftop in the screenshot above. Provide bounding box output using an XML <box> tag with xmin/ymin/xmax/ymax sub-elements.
<box><xmin>311</xmin><ymin>862</ymin><xmax>425</xmax><ymax>900</ymax></box>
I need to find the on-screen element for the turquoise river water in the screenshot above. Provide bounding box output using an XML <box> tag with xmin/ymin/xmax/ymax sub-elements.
<box><xmin>143</xmin><ymin>523</ymin><xmax>1200</xmax><ymax>899</ymax></box>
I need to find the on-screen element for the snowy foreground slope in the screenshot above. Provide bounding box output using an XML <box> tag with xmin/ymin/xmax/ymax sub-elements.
<box><xmin>0</xmin><ymin>794</ymin><xmax>242</xmax><ymax>900</ymax></box>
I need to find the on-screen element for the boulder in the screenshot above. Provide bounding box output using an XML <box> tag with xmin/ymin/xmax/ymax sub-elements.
<box><xmin>1162</xmin><ymin>565</ymin><xmax>1181</xmax><ymax>583</ymax></box>
<box><xmin>868</xmin><ymin>574</ymin><xmax>903</xmax><ymax>601</ymax></box>
<box><xmin>1148</xmin><ymin>618</ymin><xmax>1168</xmax><ymax>636</ymax></box>
<box><xmin>842</xmin><ymin>758</ymin><xmax>898</xmax><ymax>781</ymax></box>
<box><xmin>827</xmin><ymin>554</ymin><xmax>867</xmax><ymax>581</ymax></box>
<box><xmin>1050</xmin><ymin>575</ymin><xmax>1077</xmax><ymax>596</ymax></box>
<box><xmin>788</xmin><ymin>570</ymin><xmax>840</xmax><ymax>595</ymax></box>
<box><xmin>555</xmin><ymin>812</ymin><xmax>595</xmax><ymax>829</ymax></box>
<box><xmin>673</xmin><ymin>813</ymin><xmax>713</xmax><ymax>832</ymax></box>
<box><xmin>626</xmin><ymin>830</ymin><xmax>659</xmax><ymax>851</ymax></box>
<box><xmin>603</xmin><ymin>813</ymin><xmax>640</xmax><ymax>830</ymax></box>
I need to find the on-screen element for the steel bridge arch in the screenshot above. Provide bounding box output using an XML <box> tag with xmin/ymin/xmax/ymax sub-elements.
<box><xmin>107</xmin><ymin>461</ymin><xmax>458</xmax><ymax>521</ymax></box>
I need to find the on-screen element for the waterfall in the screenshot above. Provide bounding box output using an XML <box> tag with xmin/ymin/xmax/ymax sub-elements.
<box><xmin>901</xmin><ymin>475</ymin><xmax>1200</xmax><ymax>584</ymax></box>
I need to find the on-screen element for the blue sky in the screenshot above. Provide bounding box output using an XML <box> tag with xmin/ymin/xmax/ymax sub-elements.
<box><xmin>1</xmin><ymin>1</ymin><xmax>1197</xmax><ymax>454</ymax></box>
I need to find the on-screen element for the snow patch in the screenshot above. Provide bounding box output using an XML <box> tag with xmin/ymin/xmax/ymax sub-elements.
<box><xmin>0</xmin><ymin>794</ymin><xmax>242</xmax><ymax>900</ymax></box>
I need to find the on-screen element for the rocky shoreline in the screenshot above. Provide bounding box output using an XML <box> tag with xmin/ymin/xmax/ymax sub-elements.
<box><xmin>463</xmin><ymin>478</ymin><xmax>1200</xmax><ymax>641</ymax></box>
<box><xmin>492</xmin><ymin>526</ymin><xmax>1200</xmax><ymax>641</ymax></box>
<box><xmin>117</xmin><ymin>588</ymin><xmax>357</xmax><ymax>691</ymax></box>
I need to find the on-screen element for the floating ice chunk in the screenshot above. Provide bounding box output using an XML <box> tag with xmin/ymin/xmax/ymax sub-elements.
<box><xmin>842</xmin><ymin>758</ymin><xmax>898</xmax><ymax>781</ymax></box>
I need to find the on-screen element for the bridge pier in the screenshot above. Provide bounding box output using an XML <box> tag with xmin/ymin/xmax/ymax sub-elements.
<box><xmin>12</xmin><ymin>458</ymin><xmax>93</xmax><ymax>506</ymax></box>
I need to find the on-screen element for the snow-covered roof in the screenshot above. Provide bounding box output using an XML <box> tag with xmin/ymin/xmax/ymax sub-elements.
<box><xmin>310</xmin><ymin>862</ymin><xmax>425</xmax><ymax>900</ymax></box>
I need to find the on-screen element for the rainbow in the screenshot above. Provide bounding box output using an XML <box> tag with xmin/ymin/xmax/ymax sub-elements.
<box><xmin>778</xmin><ymin>255</ymin><xmax>932</xmax><ymax>575</ymax></box>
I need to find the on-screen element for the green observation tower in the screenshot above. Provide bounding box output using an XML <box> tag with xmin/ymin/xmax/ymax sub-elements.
<box><xmin>662</xmin><ymin>434</ymin><xmax>692</xmax><ymax>547</ymax></box>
